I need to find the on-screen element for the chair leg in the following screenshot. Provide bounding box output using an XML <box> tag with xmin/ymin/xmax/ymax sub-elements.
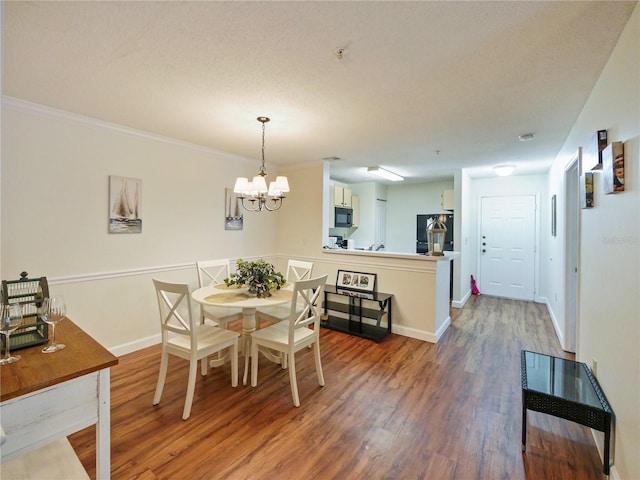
<box><xmin>230</xmin><ymin>341</ymin><xmax>238</xmax><ymax>388</ymax></box>
<box><xmin>182</xmin><ymin>358</ymin><xmax>199</xmax><ymax>420</ymax></box>
<box><xmin>152</xmin><ymin>350</ymin><xmax>169</xmax><ymax>406</ymax></box>
<box><xmin>250</xmin><ymin>340</ymin><xmax>259</xmax><ymax>387</ymax></box>
<box><xmin>201</xmin><ymin>356</ymin><xmax>208</xmax><ymax>376</ymax></box>
<box><xmin>288</xmin><ymin>351</ymin><xmax>300</xmax><ymax>407</ymax></box>
<box><xmin>313</xmin><ymin>341</ymin><xmax>325</xmax><ymax>386</ymax></box>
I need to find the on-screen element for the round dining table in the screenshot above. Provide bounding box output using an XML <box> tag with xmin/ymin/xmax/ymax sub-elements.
<box><xmin>191</xmin><ymin>284</ymin><xmax>292</xmax><ymax>384</ymax></box>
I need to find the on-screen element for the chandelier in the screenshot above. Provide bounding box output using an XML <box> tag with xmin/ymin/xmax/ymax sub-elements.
<box><xmin>233</xmin><ymin>117</ymin><xmax>290</xmax><ymax>212</ymax></box>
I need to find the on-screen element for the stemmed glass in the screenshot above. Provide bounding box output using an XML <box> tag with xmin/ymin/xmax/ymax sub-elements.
<box><xmin>1</xmin><ymin>303</ymin><xmax>24</xmax><ymax>365</ymax></box>
<box><xmin>42</xmin><ymin>295</ymin><xmax>67</xmax><ymax>353</ymax></box>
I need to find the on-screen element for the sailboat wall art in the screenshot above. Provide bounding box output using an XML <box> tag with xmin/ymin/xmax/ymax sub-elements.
<box><xmin>109</xmin><ymin>176</ymin><xmax>142</xmax><ymax>234</ymax></box>
<box><xmin>225</xmin><ymin>188</ymin><xmax>243</xmax><ymax>230</ymax></box>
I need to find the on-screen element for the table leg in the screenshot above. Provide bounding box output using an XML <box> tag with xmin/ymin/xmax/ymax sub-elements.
<box><xmin>96</xmin><ymin>368</ymin><xmax>110</xmax><ymax>480</ymax></box>
<box><xmin>241</xmin><ymin>308</ymin><xmax>257</xmax><ymax>385</ymax></box>
<box><xmin>604</xmin><ymin>418</ymin><xmax>611</xmax><ymax>475</ymax></box>
<box><xmin>521</xmin><ymin>390</ymin><xmax>527</xmax><ymax>452</ymax></box>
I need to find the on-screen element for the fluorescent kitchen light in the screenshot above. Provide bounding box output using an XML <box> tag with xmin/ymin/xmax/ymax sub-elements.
<box><xmin>367</xmin><ymin>166</ymin><xmax>404</xmax><ymax>182</ymax></box>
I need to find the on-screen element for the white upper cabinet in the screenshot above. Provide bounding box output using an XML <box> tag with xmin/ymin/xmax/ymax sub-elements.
<box><xmin>441</xmin><ymin>190</ymin><xmax>454</xmax><ymax>210</ymax></box>
<box><xmin>334</xmin><ymin>185</ymin><xmax>353</xmax><ymax>207</ymax></box>
<box><xmin>351</xmin><ymin>195</ymin><xmax>360</xmax><ymax>227</ymax></box>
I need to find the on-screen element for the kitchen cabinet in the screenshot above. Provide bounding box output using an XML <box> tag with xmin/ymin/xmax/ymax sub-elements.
<box><xmin>334</xmin><ymin>185</ymin><xmax>352</xmax><ymax>207</ymax></box>
<box><xmin>441</xmin><ymin>190</ymin><xmax>454</xmax><ymax>210</ymax></box>
<box><xmin>351</xmin><ymin>195</ymin><xmax>360</xmax><ymax>227</ymax></box>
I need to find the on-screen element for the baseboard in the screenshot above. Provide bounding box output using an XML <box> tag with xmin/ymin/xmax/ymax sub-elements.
<box><xmin>452</xmin><ymin>289</ymin><xmax>471</xmax><ymax>309</ymax></box>
<box><xmin>542</xmin><ymin>296</ymin><xmax>566</xmax><ymax>350</ymax></box>
<box><xmin>109</xmin><ymin>333</ymin><xmax>160</xmax><ymax>357</ymax></box>
<box><xmin>392</xmin><ymin>323</ymin><xmax>447</xmax><ymax>344</ymax></box>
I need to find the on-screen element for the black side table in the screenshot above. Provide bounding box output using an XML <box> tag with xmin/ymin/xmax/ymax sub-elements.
<box><xmin>521</xmin><ymin>350</ymin><xmax>614</xmax><ymax>475</ymax></box>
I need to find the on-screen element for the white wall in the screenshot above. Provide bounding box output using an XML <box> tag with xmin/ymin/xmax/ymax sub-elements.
<box><xmin>547</xmin><ymin>5</ymin><xmax>639</xmax><ymax>479</ymax></box>
<box><xmin>1</xmin><ymin>99</ymin><xmax>278</xmax><ymax>350</ymax></box>
<box><xmin>385</xmin><ymin>180</ymin><xmax>454</xmax><ymax>253</ymax></box>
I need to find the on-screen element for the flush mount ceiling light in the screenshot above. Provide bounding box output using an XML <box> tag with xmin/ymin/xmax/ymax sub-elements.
<box><xmin>233</xmin><ymin>117</ymin><xmax>290</xmax><ymax>212</ymax></box>
<box><xmin>494</xmin><ymin>165</ymin><xmax>516</xmax><ymax>177</ymax></box>
<box><xmin>518</xmin><ymin>133</ymin><xmax>535</xmax><ymax>142</ymax></box>
<box><xmin>367</xmin><ymin>166</ymin><xmax>404</xmax><ymax>182</ymax></box>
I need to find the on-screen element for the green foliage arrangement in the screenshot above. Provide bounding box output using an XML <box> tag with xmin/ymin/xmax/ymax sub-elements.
<box><xmin>224</xmin><ymin>258</ymin><xmax>285</xmax><ymax>298</ymax></box>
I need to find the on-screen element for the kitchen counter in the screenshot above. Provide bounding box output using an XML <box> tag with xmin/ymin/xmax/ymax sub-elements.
<box><xmin>323</xmin><ymin>248</ymin><xmax>459</xmax><ymax>261</ymax></box>
<box><xmin>320</xmin><ymin>247</ymin><xmax>458</xmax><ymax>343</ymax></box>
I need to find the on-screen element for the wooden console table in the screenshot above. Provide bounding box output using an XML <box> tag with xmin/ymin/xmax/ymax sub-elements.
<box><xmin>1</xmin><ymin>319</ymin><xmax>118</xmax><ymax>479</ymax></box>
<box><xmin>521</xmin><ymin>350</ymin><xmax>614</xmax><ymax>475</ymax></box>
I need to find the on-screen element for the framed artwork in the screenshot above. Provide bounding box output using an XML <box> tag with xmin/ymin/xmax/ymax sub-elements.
<box><xmin>580</xmin><ymin>172</ymin><xmax>594</xmax><ymax>208</ymax></box>
<box><xmin>336</xmin><ymin>270</ymin><xmax>376</xmax><ymax>293</ymax></box>
<box><xmin>225</xmin><ymin>188</ymin><xmax>244</xmax><ymax>230</ymax></box>
<box><xmin>583</xmin><ymin>129</ymin><xmax>607</xmax><ymax>171</ymax></box>
<box><xmin>602</xmin><ymin>141</ymin><xmax>624</xmax><ymax>194</ymax></box>
<box><xmin>109</xmin><ymin>176</ymin><xmax>142</xmax><ymax>234</ymax></box>
<box><xmin>551</xmin><ymin>194</ymin><xmax>557</xmax><ymax>237</ymax></box>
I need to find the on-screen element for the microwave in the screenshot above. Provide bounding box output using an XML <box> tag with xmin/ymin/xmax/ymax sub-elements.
<box><xmin>334</xmin><ymin>207</ymin><xmax>353</xmax><ymax>228</ymax></box>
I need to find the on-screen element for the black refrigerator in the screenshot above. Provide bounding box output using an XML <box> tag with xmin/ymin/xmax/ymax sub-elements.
<box><xmin>416</xmin><ymin>214</ymin><xmax>454</xmax><ymax>254</ymax></box>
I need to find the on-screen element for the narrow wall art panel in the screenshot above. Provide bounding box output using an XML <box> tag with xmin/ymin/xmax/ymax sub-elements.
<box><xmin>580</xmin><ymin>172</ymin><xmax>594</xmax><ymax>208</ymax></box>
<box><xmin>109</xmin><ymin>176</ymin><xmax>142</xmax><ymax>234</ymax></box>
<box><xmin>602</xmin><ymin>141</ymin><xmax>624</xmax><ymax>194</ymax></box>
<box><xmin>225</xmin><ymin>188</ymin><xmax>243</xmax><ymax>230</ymax></box>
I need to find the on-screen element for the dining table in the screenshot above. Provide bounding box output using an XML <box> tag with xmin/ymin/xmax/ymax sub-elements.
<box><xmin>191</xmin><ymin>284</ymin><xmax>292</xmax><ymax>384</ymax></box>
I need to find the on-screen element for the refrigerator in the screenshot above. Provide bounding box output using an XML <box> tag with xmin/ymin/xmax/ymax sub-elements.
<box><xmin>416</xmin><ymin>214</ymin><xmax>454</xmax><ymax>254</ymax></box>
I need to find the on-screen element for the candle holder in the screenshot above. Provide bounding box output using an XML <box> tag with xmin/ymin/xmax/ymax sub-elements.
<box><xmin>426</xmin><ymin>215</ymin><xmax>447</xmax><ymax>256</ymax></box>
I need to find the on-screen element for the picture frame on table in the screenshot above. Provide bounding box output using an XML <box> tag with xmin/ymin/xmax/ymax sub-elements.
<box><xmin>336</xmin><ymin>270</ymin><xmax>377</xmax><ymax>293</ymax></box>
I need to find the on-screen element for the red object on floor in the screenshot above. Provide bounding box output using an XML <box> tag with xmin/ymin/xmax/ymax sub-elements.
<box><xmin>471</xmin><ymin>275</ymin><xmax>480</xmax><ymax>295</ymax></box>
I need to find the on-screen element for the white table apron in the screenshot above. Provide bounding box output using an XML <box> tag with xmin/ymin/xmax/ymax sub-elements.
<box><xmin>192</xmin><ymin>285</ymin><xmax>292</xmax><ymax>384</ymax></box>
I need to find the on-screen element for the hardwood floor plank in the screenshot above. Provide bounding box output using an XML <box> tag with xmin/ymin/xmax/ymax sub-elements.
<box><xmin>69</xmin><ymin>295</ymin><xmax>605</xmax><ymax>479</ymax></box>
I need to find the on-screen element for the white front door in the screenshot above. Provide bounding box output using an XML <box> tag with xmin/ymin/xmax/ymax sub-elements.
<box><xmin>480</xmin><ymin>195</ymin><xmax>536</xmax><ymax>300</ymax></box>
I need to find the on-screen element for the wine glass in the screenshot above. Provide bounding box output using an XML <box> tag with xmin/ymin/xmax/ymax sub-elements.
<box><xmin>1</xmin><ymin>303</ymin><xmax>24</xmax><ymax>365</ymax></box>
<box><xmin>42</xmin><ymin>295</ymin><xmax>67</xmax><ymax>353</ymax></box>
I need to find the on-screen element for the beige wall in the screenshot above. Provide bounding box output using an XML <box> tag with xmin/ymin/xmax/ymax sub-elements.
<box><xmin>548</xmin><ymin>5</ymin><xmax>639</xmax><ymax>479</ymax></box>
<box><xmin>1</xmin><ymin>99</ymin><xmax>279</xmax><ymax>349</ymax></box>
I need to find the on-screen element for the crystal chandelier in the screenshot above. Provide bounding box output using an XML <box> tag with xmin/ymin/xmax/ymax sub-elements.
<box><xmin>233</xmin><ymin>117</ymin><xmax>290</xmax><ymax>212</ymax></box>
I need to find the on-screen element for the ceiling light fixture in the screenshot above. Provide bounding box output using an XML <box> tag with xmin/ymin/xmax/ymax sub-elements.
<box><xmin>494</xmin><ymin>165</ymin><xmax>516</xmax><ymax>177</ymax></box>
<box><xmin>233</xmin><ymin>117</ymin><xmax>289</xmax><ymax>212</ymax></box>
<box><xmin>518</xmin><ymin>133</ymin><xmax>535</xmax><ymax>142</ymax></box>
<box><xmin>367</xmin><ymin>166</ymin><xmax>404</xmax><ymax>182</ymax></box>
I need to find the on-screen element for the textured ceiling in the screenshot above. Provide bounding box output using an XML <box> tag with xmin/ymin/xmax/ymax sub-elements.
<box><xmin>3</xmin><ymin>1</ymin><xmax>636</xmax><ymax>184</ymax></box>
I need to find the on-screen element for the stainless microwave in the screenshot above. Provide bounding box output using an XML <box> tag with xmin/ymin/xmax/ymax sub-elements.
<box><xmin>335</xmin><ymin>207</ymin><xmax>353</xmax><ymax>228</ymax></box>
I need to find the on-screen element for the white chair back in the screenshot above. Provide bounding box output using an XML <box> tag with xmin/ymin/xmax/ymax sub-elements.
<box><xmin>197</xmin><ymin>259</ymin><xmax>232</xmax><ymax>288</ymax></box>
<box><xmin>153</xmin><ymin>279</ymin><xmax>196</xmax><ymax>347</ymax></box>
<box><xmin>287</xmin><ymin>275</ymin><xmax>326</xmax><ymax>342</ymax></box>
<box><xmin>286</xmin><ymin>259</ymin><xmax>313</xmax><ymax>283</ymax></box>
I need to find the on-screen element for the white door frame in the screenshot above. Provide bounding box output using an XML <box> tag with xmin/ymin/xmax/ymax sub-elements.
<box><xmin>563</xmin><ymin>151</ymin><xmax>580</xmax><ymax>353</ymax></box>
<box><xmin>477</xmin><ymin>194</ymin><xmax>540</xmax><ymax>301</ymax></box>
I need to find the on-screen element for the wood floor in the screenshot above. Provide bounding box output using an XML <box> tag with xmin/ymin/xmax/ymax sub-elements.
<box><xmin>69</xmin><ymin>296</ymin><xmax>606</xmax><ymax>479</ymax></box>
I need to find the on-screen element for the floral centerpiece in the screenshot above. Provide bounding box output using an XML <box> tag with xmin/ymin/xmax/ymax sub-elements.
<box><xmin>224</xmin><ymin>258</ymin><xmax>285</xmax><ymax>298</ymax></box>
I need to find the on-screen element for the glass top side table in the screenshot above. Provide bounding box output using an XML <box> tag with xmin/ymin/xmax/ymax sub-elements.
<box><xmin>521</xmin><ymin>350</ymin><xmax>614</xmax><ymax>475</ymax></box>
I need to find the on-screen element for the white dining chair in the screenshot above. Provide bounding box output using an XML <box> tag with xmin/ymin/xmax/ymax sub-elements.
<box><xmin>256</xmin><ymin>259</ymin><xmax>314</xmax><ymax>324</ymax></box>
<box><xmin>196</xmin><ymin>259</ymin><xmax>243</xmax><ymax>328</ymax></box>
<box><xmin>250</xmin><ymin>274</ymin><xmax>328</xmax><ymax>407</ymax></box>
<box><xmin>152</xmin><ymin>279</ymin><xmax>240</xmax><ymax>420</ymax></box>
